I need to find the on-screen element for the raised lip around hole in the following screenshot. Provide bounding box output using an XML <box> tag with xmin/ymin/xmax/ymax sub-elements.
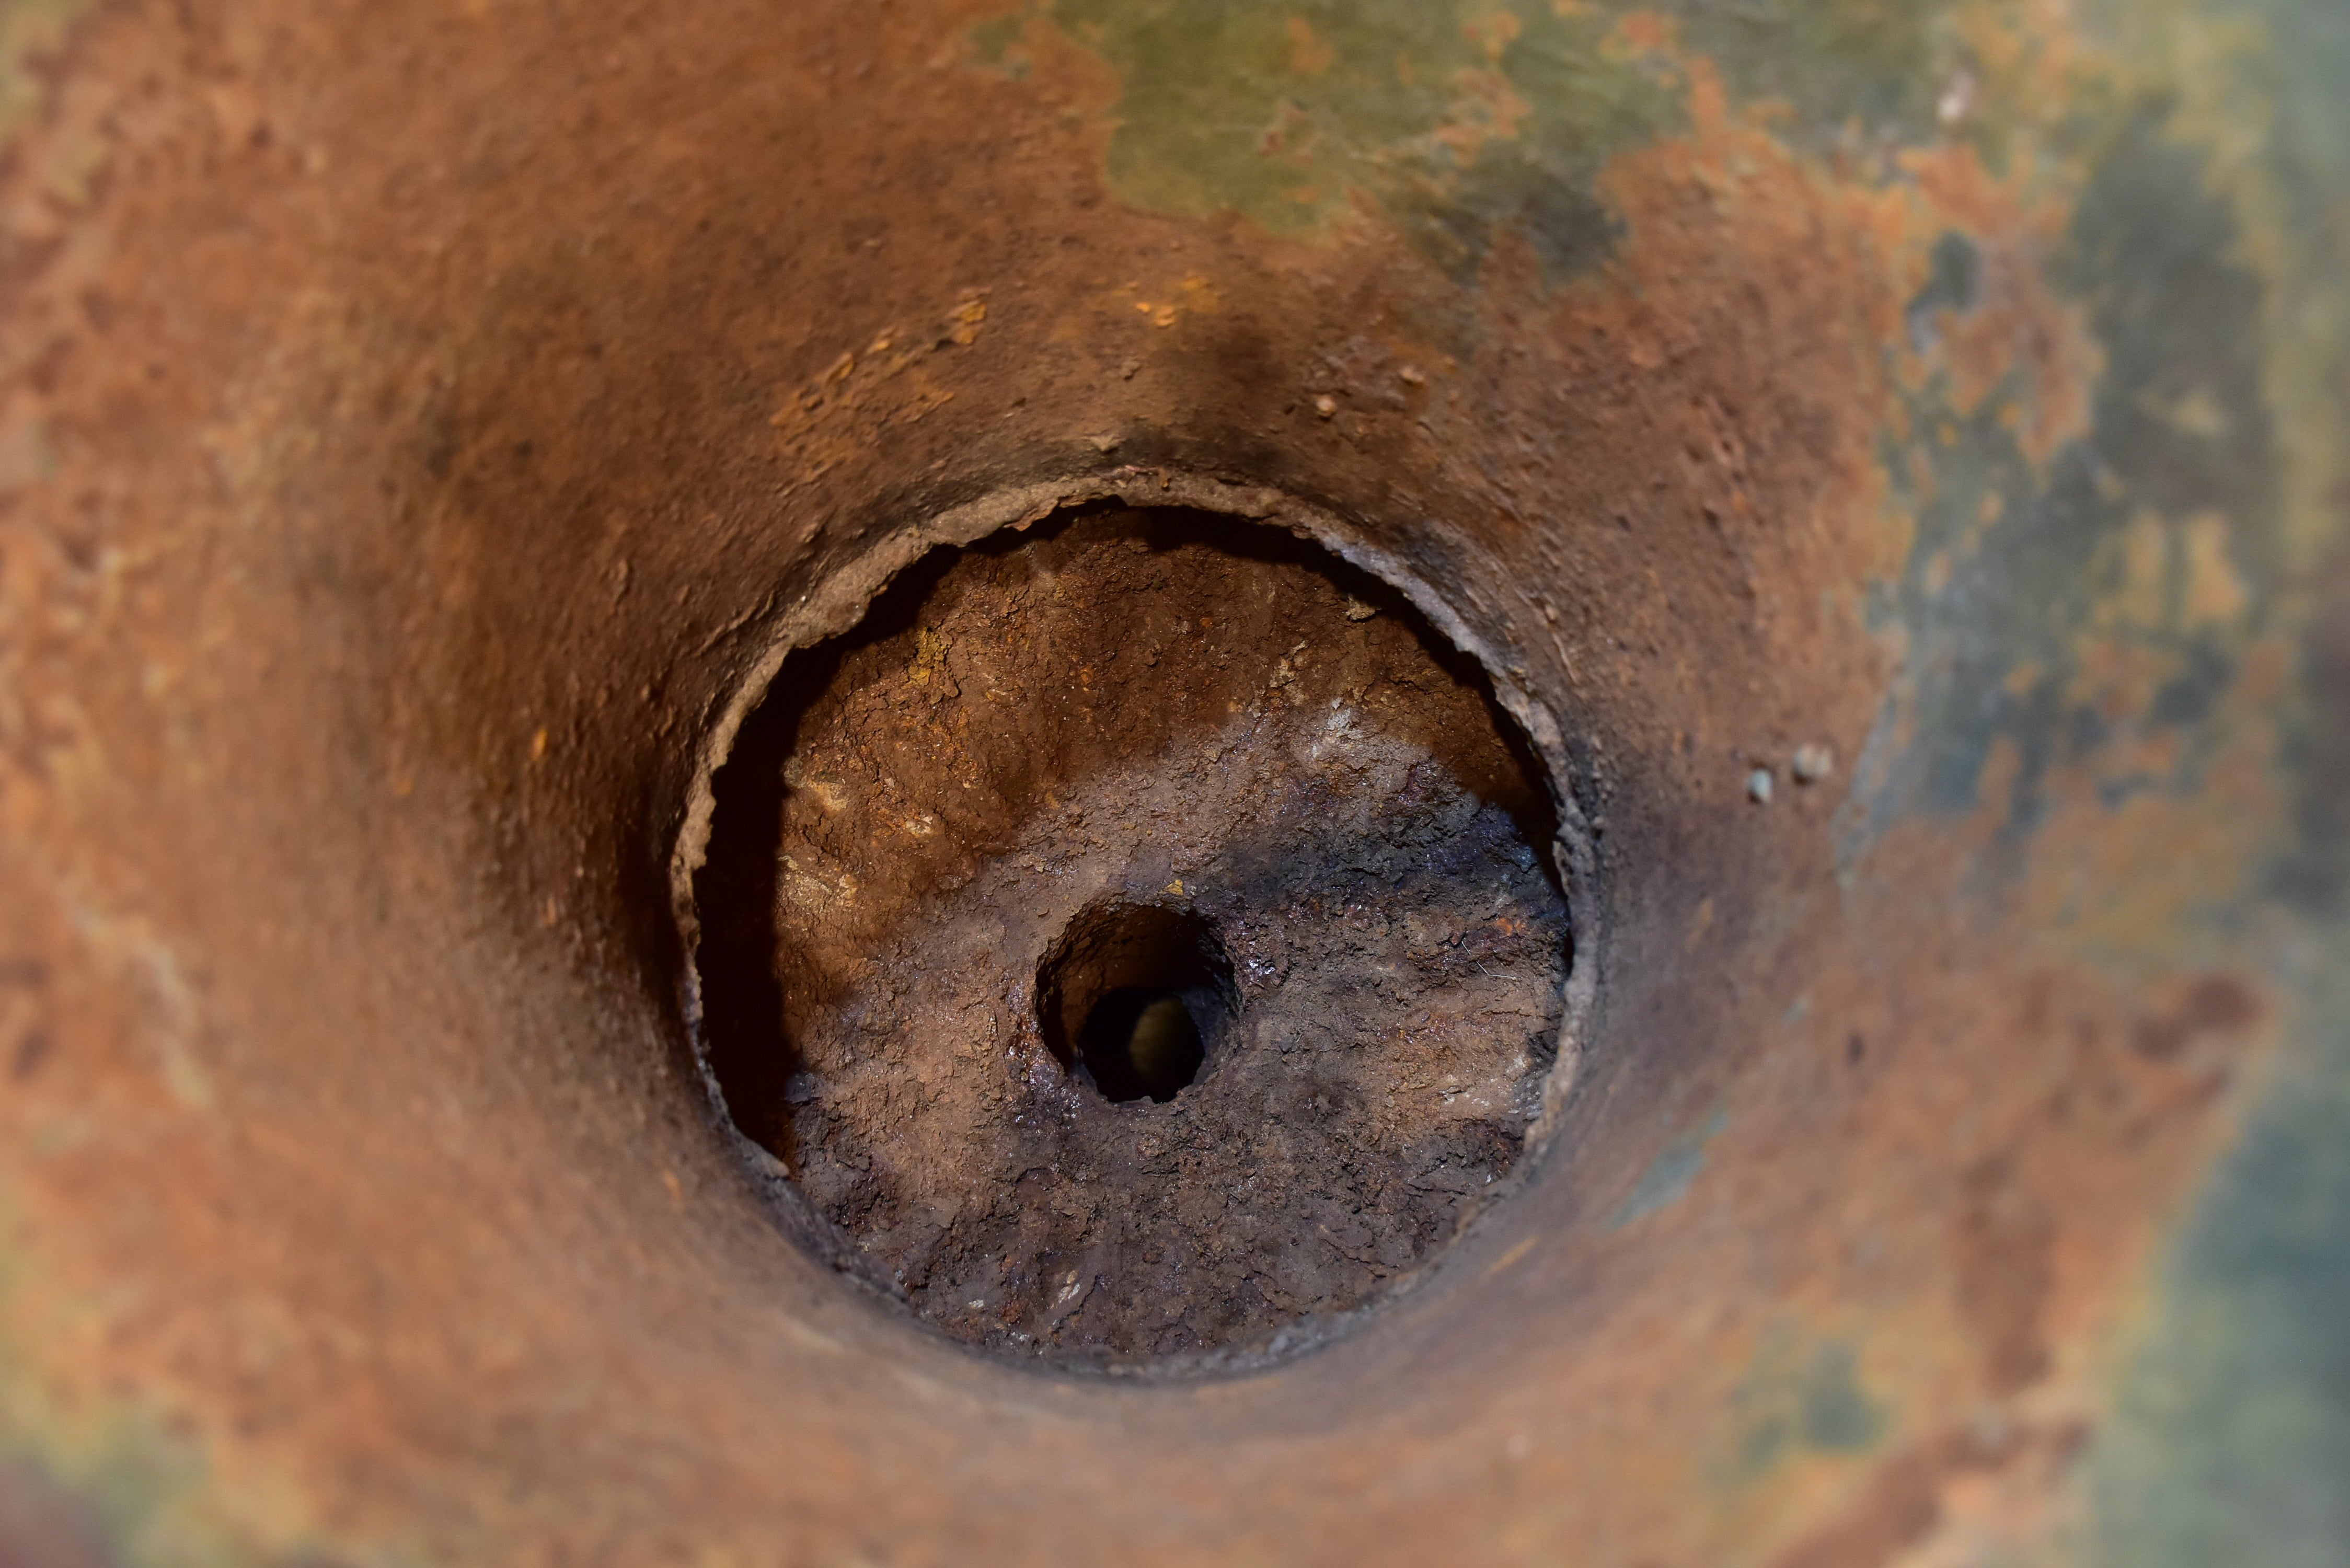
<box><xmin>664</xmin><ymin>475</ymin><xmax>1601</xmax><ymax>1379</ymax></box>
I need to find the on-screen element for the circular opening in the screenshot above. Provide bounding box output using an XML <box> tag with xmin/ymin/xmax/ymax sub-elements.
<box><xmin>688</xmin><ymin>504</ymin><xmax>1571</xmax><ymax>1370</ymax></box>
<box><xmin>1039</xmin><ymin>903</ymin><xmax>1235</xmax><ymax>1103</ymax></box>
<box><xmin>1081</xmin><ymin>992</ymin><xmax>1202</xmax><ymax>1103</ymax></box>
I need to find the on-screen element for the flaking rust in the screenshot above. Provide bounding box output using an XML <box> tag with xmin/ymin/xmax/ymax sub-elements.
<box><xmin>695</xmin><ymin>509</ymin><xmax>1569</xmax><ymax>1369</ymax></box>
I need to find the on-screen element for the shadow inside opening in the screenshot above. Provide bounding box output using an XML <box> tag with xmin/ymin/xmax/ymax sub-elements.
<box><xmin>1040</xmin><ymin>902</ymin><xmax>1234</xmax><ymax>1104</ymax></box>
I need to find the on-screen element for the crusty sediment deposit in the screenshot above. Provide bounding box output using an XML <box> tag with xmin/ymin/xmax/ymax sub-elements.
<box><xmin>695</xmin><ymin>510</ymin><xmax>1570</xmax><ymax>1366</ymax></box>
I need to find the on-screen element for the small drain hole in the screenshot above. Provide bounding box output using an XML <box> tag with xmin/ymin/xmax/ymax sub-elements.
<box><xmin>1040</xmin><ymin>903</ymin><xmax>1234</xmax><ymax>1104</ymax></box>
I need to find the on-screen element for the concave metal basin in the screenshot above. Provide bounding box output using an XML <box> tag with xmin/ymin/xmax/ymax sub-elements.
<box><xmin>1</xmin><ymin>1</ymin><xmax>2345</xmax><ymax>1562</ymax></box>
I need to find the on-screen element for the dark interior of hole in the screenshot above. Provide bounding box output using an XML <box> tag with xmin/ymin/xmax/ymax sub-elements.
<box><xmin>689</xmin><ymin>504</ymin><xmax>1565</xmax><ymax>1159</ymax></box>
<box><xmin>1038</xmin><ymin>903</ymin><xmax>1233</xmax><ymax>1104</ymax></box>
<box><xmin>1079</xmin><ymin>991</ymin><xmax>1205</xmax><ymax>1103</ymax></box>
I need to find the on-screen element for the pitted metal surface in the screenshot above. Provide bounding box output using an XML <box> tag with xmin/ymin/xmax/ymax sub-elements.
<box><xmin>0</xmin><ymin>0</ymin><xmax>2344</xmax><ymax>1562</ymax></box>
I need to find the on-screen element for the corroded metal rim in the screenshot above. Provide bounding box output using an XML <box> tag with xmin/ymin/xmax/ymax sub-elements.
<box><xmin>666</xmin><ymin>470</ymin><xmax>1605</xmax><ymax>1377</ymax></box>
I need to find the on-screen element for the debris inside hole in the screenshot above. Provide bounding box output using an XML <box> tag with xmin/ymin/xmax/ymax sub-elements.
<box><xmin>692</xmin><ymin>508</ymin><xmax>1571</xmax><ymax>1370</ymax></box>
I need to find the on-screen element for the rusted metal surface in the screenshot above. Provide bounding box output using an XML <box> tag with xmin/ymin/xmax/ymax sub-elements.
<box><xmin>0</xmin><ymin>0</ymin><xmax>2342</xmax><ymax>1561</ymax></box>
<box><xmin>693</xmin><ymin>508</ymin><xmax>1574</xmax><ymax>1368</ymax></box>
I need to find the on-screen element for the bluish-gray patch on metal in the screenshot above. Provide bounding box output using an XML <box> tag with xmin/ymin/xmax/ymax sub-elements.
<box><xmin>1610</xmin><ymin>1107</ymin><xmax>1726</xmax><ymax>1229</ymax></box>
<box><xmin>2088</xmin><ymin>941</ymin><xmax>2350</xmax><ymax>1567</ymax></box>
<box><xmin>1844</xmin><ymin>105</ymin><xmax>2278</xmax><ymax>868</ymax></box>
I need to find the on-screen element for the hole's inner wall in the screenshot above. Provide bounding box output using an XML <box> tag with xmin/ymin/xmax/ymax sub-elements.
<box><xmin>692</xmin><ymin>506</ymin><xmax>1571</xmax><ymax>1368</ymax></box>
<box><xmin>1040</xmin><ymin>903</ymin><xmax>1236</xmax><ymax>1102</ymax></box>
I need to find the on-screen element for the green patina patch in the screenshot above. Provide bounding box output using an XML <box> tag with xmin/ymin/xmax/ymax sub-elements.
<box><xmin>0</xmin><ymin>0</ymin><xmax>89</xmax><ymax>148</ymax></box>
<box><xmin>966</xmin><ymin>9</ymin><xmax>1038</xmax><ymax>80</ymax></box>
<box><xmin>973</xmin><ymin>0</ymin><xmax>1687</xmax><ymax>280</ymax></box>
<box><xmin>970</xmin><ymin>0</ymin><xmax>2055</xmax><ymax>276</ymax></box>
<box><xmin>0</xmin><ymin>1191</ymin><xmax>384</xmax><ymax>1568</ymax></box>
<box><xmin>1668</xmin><ymin>0</ymin><xmax>1959</xmax><ymax>154</ymax></box>
<box><xmin>1712</xmin><ymin>1331</ymin><xmax>1888</xmax><ymax>1489</ymax></box>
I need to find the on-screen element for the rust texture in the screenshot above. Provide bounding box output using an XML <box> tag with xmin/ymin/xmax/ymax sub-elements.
<box><xmin>696</xmin><ymin>508</ymin><xmax>1568</xmax><ymax>1368</ymax></box>
<box><xmin>0</xmin><ymin>0</ymin><xmax>2343</xmax><ymax>1563</ymax></box>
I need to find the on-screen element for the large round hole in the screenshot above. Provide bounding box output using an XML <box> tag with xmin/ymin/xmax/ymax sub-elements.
<box><xmin>1039</xmin><ymin>903</ymin><xmax>1234</xmax><ymax>1103</ymax></box>
<box><xmin>690</xmin><ymin>506</ymin><xmax>1571</xmax><ymax>1369</ymax></box>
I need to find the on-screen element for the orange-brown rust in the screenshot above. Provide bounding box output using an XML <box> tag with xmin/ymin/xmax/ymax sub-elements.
<box><xmin>0</xmin><ymin>0</ymin><xmax>2332</xmax><ymax>1561</ymax></box>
